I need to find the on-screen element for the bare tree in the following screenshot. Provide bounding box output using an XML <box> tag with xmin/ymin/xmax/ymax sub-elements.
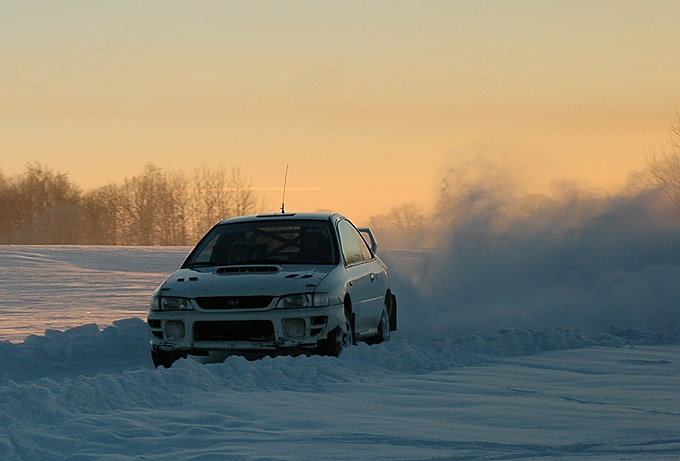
<box><xmin>649</xmin><ymin>115</ymin><xmax>680</xmax><ymax>206</ymax></box>
<box><xmin>160</xmin><ymin>170</ymin><xmax>188</xmax><ymax>246</ymax></box>
<box><xmin>82</xmin><ymin>184</ymin><xmax>123</xmax><ymax>244</ymax></box>
<box><xmin>32</xmin><ymin>202</ymin><xmax>85</xmax><ymax>244</ymax></box>
<box><xmin>189</xmin><ymin>166</ymin><xmax>231</xmax><ymax>241</ymax></box>
<box><xmin>118</xmin><ymin>164</ymin><xmax>174</xmax><ymax>245</ymax></box>
<box><xmin>0</xmin><ymin>170</ymin><xmax>17</xmax><ymax>243</ymax></box>
<box><xmin>10</xmin><ymin>163</ymin><xmax>83</xmax><ymax>243</ymax></box>
<box><xmin>0</xmin><ymin>162</ymin><xmax>259</xmax><ymax>245</ymax></box>
<box><xmin>368</xmin><ymin>202</ymin><xmax>427</xmax><ymax>248</ymax></box>
<box><xmin>386</xmin><ymin>202</ymin><xmax>425</xmax><ymax>241</ymax></box>
<box><xmin>188</xmin><ymin>166</ymin><xmax>259</xmax><ymax>242</ymax></box>
<box><xmin>228</xmin><ymin>167</ymin><xmax>258</xmax><ymax>217</ymax></box>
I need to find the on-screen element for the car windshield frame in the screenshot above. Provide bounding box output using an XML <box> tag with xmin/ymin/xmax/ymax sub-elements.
<box><xmin>183</xmin><ymin>219</ymin><xmax>339</xmax><ymax>268</ymax></box>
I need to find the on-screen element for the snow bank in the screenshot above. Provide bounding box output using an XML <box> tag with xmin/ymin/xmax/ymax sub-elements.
<box><xmin>4</xmin><ymin>343</ymin><xmax>679</xmax><ymax>461</ymax></box>
<box><xmin>0</xmin><ymin>318</ymin><xmax>150</xmax><ymax>383</ymax></box>
<box><xmin>2</xmin><ymin>317</ymin><xmax>677</xmax><ymax>386</ymax></box>
<box><xmin>1</xmin><ymin>313</ymin><xmax>679</xmax><ymax>459</ymax></box>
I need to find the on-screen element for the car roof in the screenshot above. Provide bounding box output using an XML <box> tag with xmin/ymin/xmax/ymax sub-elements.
<box><xmin>217</xmin><ymin>212</ymin><xmax>345</xmax><ymax>225</ymax></box>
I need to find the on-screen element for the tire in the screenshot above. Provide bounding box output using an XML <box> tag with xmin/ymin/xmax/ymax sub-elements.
<box><xmin>389</xmin><ymin>293</ymin><xmax>397</xmax><ymax>332</ymax></box>
<box><xmin>317</xmin><ymin>312</ymin><xmax>354</xmax><ymax>357</ymax></box>
<box><xmin>151</xmin><ymin>350</ymin><xmax>184</xmax><ymax>368</ymax></box>
<box><xmin>366</xmin><ymin>305</ymin><xmax>390</xmax><ymax>345</ymax></box>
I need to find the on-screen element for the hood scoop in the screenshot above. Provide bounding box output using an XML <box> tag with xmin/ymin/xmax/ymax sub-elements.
<box><xmin>215</xmin><ymin>265</ymin><xmax>280</xmax><ymax>275</ymax></box>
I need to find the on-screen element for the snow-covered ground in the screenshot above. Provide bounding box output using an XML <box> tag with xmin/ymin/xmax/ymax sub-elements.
<box><xmin>1</xmin><ymin>245</ymin><xmax>679</xmax><ymax>460</ymax></box>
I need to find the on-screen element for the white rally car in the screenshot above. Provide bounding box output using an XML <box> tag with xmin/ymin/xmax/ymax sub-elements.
<box><xmin>148</xmin><ymin>212</ymin><xmax>397</xmax><ymax>367</ymax></box>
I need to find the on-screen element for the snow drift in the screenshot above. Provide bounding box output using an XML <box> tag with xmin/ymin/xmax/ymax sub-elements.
<box><xmin>1</xmin><ymin>317</ymin><xmax>679</xmax><ymax>460</ymax></box>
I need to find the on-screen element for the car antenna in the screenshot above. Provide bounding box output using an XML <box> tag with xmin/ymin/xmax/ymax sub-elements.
<box><xmin>280</xmin><ymin>164</ymin><xmax>289</xmax><ymax>213</ymax></box>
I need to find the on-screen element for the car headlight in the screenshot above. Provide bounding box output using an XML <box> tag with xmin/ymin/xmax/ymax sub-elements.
<box><xmin>277</xmin><ymin>293</ymin><xmax>330</xmax><ymax>309</ymax></box>
<box><xmin>313</xmin><ymin>292</ymin><xmax>330</xmax><ymax>307</ymax></box>
<box><xmin>150</xmin><ymin>296</ymin><xmax>193</xmax><ymax>311</ymax></box>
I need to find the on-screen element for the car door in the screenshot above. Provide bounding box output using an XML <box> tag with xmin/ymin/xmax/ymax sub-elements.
<box><xmin>336</xmin><ymin>219</ymin><xmax>386</xmax><ymax>333</ymax></box>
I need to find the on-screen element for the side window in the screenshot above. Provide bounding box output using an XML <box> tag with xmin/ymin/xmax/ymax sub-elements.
<box><xmin>358</xmin><ymin>235</ymin><xmax>373</xmax><ymax>261</ymax></box>
<box><xmin>337</xmin><ymin>220</ymin><xmax>373</xmax><ymax>265</ymax></box>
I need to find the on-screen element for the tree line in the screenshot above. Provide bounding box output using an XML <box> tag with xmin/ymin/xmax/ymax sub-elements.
<box><xmin>4</xmin><ymin>116</ymin><xmax>680</xmax><ymax>247</ymax></box>
<box><xmin>0</xmin><ymin>163</ymin><xmax>259</xmax><ymax>245</ymax></box>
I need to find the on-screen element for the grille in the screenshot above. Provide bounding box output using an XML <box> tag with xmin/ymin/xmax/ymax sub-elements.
<box><xmin>194</xmin><ymin>320</ymin><xmax>275</xmax><ymax>342</ymax></box>
<box><xmin>195</xmin><ymin>296</ymin><xmax>274</xmax><ymax>309</ymax></box>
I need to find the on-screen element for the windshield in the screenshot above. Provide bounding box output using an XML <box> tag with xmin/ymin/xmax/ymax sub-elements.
<box><xmin>184</xmin><ymin>220</ymin><xmax>338</xmax><ymax>267</ymax></box>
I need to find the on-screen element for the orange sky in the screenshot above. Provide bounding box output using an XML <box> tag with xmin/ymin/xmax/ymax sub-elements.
<box><xmin>2</xmin><ymin>1</ymin><xmax>679</xmax><ymax>224</ymax></box>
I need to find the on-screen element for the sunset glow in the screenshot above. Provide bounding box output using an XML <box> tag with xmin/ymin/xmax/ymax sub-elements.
<box><xmin>2</xmin><ymin>1</ymin><xmax>679</xmax><ymax>223</ymax></box>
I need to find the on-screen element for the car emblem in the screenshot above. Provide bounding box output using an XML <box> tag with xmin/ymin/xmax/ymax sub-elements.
<box><xmin>228</xmin><ymin>299</ymin><xmax>240</xmax><ymax>307</ymax></box>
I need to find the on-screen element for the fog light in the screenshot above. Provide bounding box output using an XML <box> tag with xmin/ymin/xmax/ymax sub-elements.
<box><xmin>283</xmin><ymin>318</ymin><xmax>306</xmax><ymax>338</ymax></box>
<box><xmin>165</xmin><ymin>320</ymin><xmax>185</xmax><ymax>339</ymax></box>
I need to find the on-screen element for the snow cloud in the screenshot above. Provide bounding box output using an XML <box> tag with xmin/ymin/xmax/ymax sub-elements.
<box><xmin>390</xmin><ymin>151</ymin><xmax>680</xmax><ymax>339</ymax></box>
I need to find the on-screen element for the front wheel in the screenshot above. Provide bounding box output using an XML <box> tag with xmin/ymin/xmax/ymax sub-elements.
<box><xmin>317</xmin><ymin>313</ymin><xmax>354</xmax><ymax>357</ymax></box>
<box><xmin>151</xmin><ymin>349</ymin><xmax>185</xmax><ymax>368</ymax></box>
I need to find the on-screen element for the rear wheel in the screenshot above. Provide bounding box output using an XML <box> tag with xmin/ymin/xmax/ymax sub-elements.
<box><xmin>367</xmin><ymin>305</ymin><xmax>390</xmax><ymax>345</ymax></box>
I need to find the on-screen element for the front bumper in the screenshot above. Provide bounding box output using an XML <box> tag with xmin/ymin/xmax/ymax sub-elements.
<box><xmin>148</xmin><ymin>303</ymin><xmax>346</xmax><ymax>354</ymax></box>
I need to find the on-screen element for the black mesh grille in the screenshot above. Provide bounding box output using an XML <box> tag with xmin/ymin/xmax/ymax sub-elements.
<box><xmin>194</xmin><ymin>320</ymin><xmax>275</xmax><ymax>341</ymax></box>
<box><xmin>196</xmin><ymin>296</ymin><xmax>274</xmax><ymax>309</ymax></box>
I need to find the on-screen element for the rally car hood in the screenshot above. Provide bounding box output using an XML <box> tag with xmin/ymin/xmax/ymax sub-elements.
<box><xmin>158</xmin><ymin>264</ymin><xmax>334</xmax><ymax>299</ymax></box>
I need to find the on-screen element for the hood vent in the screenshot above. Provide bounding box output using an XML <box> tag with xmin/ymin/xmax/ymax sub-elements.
<box><xmin>215</xmin><ymin>265</ymin><xmax>279</xmax><ymax>274</ymax></box>
<box><xmin>285</xmin><ymin>273</ymin><xmax>315</xmax><ymax>279</ymax></box>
